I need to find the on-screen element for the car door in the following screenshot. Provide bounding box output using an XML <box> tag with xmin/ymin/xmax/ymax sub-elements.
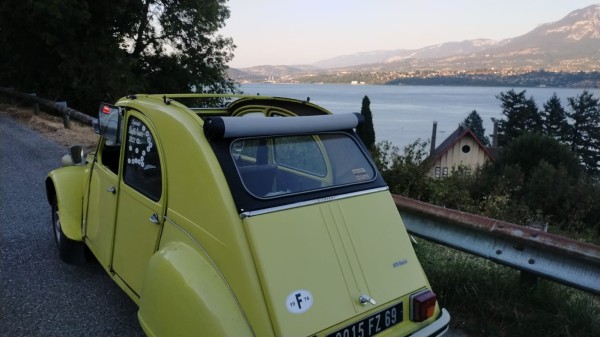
<box><xmin>84</xmin><ymin>139</ymin><xmax>121</xmax><ymax>267</ymax></box>
<box><xmin>111</xmin><ymin>112</ymin><xmax>165</xmax><ymax>295</ymax></box>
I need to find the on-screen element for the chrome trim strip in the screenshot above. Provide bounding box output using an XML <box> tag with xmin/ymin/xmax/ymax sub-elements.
<box><xmin>163</xmin><ymin>216</ymin><xmax>256</xmax><ymax>337</ymax></box>
<box><xmin>240</xmin><ymin>187</ymin><xmax>389</xmax><ymax>218</ymax></box>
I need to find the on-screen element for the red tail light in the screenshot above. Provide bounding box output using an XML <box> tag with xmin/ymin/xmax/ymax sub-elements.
<box><xmin>410</xmin><ymin>289</ymin><xmax>437</xmax><ymax>322</ymax></box>
<box><xmin>102</xmin><ymin>105</ymin><xmax>111</xmax><ymax>114</ymax></box>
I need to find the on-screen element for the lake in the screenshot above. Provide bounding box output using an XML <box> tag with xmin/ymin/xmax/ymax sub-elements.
<box><xmin>240</xmin><ymin>83</ymin><xmax>600</xmax><ymax>150</ymax></box>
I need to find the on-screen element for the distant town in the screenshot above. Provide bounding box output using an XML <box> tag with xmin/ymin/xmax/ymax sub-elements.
<box><xmin>237</xmin><ymin>69</ymin><xmax>600</xmax><ymax>89</ymax></box>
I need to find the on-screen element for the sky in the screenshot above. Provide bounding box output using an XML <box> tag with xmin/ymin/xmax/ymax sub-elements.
<box><xmin>220</xmin><ymin>0</ymin><xmax>600</xmax><ymax>68</ymax></box>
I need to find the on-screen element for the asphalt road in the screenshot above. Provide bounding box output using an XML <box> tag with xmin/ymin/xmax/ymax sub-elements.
<box><xmin>0</xmin><ymin>115</ymin><xmax>145</xmax><ymax>337</ymax></box>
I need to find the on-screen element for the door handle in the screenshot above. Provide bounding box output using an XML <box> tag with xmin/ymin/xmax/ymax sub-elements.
<box><xmin>107</xmin><ymin>186</ymin><xmax>116</xmax><ymax>194</ymax></box>
<box><xmin>149</xmin><ymin>213</ymin><xmax>160</xmax><ymax>224</ymax></box>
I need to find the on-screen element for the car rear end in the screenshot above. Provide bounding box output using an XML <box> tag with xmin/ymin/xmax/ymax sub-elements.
<box><xmin>204</xmin><ymin>113</ymin><xmax>450</xmax><ymax>337</ymax></box>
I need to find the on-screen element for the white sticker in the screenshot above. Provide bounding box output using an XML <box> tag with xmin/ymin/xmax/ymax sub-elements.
<box><xmin>285</xmin><ymin>290</ymin><xmax>313</xmax><ymax>314</ymax></box>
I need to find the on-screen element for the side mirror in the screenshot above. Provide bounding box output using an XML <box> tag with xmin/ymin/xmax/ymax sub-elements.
<box><xmin>70</xmin><ymin>145</ymin><xmax>84</xmax><ymax>165</ymax></box>
<box><xmin>97</xmin><ymin>103</ymin><xmax>123</xmax><ymax>145</ymax></box>
<box><xmin>61</xmin><ymin>145</ymin><xmax>85</xmax><ymax>166</ymax></box>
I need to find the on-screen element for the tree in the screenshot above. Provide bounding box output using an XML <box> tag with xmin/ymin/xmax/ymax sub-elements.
<box><xmin>127</xmin><ymin>0</ymin><xmax>237</xmax><ymax>94</ymax></box>
<box><xmin>566</xmin><ymin>90</ymin><xmax>600</xmax><ymax>175</ymax></box>
<box><xmin>495</xmin><ymin>89</ymin><xmax>543</xmax><ymax>146</ymax></box>
<box><xmin>0</xmin><ymin>0</ymin><xmax>236</xmax><ymax>112</ymax></box>
<box><xmin>474</xmin><ymin>133</ymin><xmax>587</xmax><ymax>228</ymax></box>
<box><xmin>462</xmin><ymin>110</ymin><xmax>490</xmax><ymax>146</ymax></box>
<box><xmin>542</xmin><ymin>93</ymin><xmax>569</xmax><ymax>142</ymax></box>
<box><xmin>356</xmin><ymin>95</ymin><xmax>376</xmax><ymax>150</ymax></box>
<box><xmin>497</xmin><ymin>133</ymin><xmax>582</xmax><ymax>181</ymax></box>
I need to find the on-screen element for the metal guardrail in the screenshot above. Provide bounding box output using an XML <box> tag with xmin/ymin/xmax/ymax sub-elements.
<box><xmin>0</xmin><ymin>87</ymin><xmax>94</xmax><ymax>127</ymax></box>
<box><xmin>393</xmin><ymin>194</ymin><xmax>600</xmax><ymax>295</ymax></box>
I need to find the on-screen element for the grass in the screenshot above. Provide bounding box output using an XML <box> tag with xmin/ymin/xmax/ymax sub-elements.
<box><xmin>413</xmin><ymin>238</ymin><xmax>600</xmax><ymax>337</ymax></box>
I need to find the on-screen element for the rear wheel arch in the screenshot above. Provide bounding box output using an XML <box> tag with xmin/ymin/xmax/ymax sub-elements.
<box><xmin>138</xmin><ymin>241</ymin><xmax>254</xmax><ymax>337</ymax></box>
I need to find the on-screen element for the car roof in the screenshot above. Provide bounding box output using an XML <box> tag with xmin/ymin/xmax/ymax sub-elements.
<box><xmin>116</xmin><ymin>94</ymin><xmax>333</xmax><ymax>118</ymax></box>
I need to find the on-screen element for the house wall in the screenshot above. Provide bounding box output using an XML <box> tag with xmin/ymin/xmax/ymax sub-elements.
<box><xmin>429</xmin><ymin>135</ymin><xmax>490</xmax><ymax>178</ymax></box>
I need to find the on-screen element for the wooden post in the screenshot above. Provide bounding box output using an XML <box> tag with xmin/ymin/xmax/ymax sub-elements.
<box><xmin>29</xmin><ymin>93</ymin><xmax>40</xmax><ymax>115</ymax></box>
<box><xmin>56</xmin><ymin>101</ymin><xmax>71</xmax><ymax>129</ymax></box>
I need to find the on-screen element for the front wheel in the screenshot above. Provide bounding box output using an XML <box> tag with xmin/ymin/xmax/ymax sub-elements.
<box><xmin>51</xmin><ymin>198</ymin><xmax>85</xmax><ymax>264</ymax></box>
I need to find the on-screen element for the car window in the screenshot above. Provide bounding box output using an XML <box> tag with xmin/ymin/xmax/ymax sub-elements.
<box><xmin>100</xmin><ymin>140</ymin><xmax>121</xmax><ymax>175</ymax></box>
<box><xmin>230</xmin><ymin>133</ymin><xmax>375</xmax><ymax>198</ymax></box>
<box><xmin>273</xmin><ymin>136</ymin><xmax>327</xmax><ymax>176</ymax></box>
<box><xmin>122</xmin><ymin>116</ymin><xmax>162</xmax><ymax>201</ymax></box>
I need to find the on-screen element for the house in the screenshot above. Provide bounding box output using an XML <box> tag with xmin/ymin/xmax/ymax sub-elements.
<box><xmin>427</xmin><ymin>123</ymin><xmax>495</xmax><ymax>178</ymax></box>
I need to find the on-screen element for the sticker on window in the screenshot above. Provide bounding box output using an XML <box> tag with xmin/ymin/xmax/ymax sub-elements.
<box><xmin>352</xmin><ymin>168</ymin><xmax>371</xmax><ymax>181</ymax></box>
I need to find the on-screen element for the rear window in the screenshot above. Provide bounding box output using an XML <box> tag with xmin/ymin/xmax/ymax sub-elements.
<box><xmin>230</xmin><ymin>133</ymin><xmax>376</xmax><ymax>198</ymax></box>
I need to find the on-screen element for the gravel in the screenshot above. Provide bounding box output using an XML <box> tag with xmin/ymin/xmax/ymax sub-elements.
<box><xmin>0</xmin><ymin>115</ymin><xmax>145</xmax><ymax>337</ymax></box>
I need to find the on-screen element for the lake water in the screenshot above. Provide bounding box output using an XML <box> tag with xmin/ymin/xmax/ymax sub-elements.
<box><xmin>240</xmin><ymin>83</ymin><xmax>600</xmax><ymax>150</ymax></box>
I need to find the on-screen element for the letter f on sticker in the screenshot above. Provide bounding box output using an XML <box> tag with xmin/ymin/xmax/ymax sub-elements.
<box><xmin>295</xmin><ymin>293</ymin><xmax>303</xmax><ymax>309</ymax></box>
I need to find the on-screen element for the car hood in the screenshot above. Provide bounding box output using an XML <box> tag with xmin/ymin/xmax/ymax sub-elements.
<box><xmin>242</xmin><ymin>190</ymin><xmax>430</xmax><ymax>337</ymax></box>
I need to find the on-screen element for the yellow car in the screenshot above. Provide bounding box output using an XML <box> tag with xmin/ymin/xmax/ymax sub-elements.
<box><xmin>45</xmin><ymin>94</ymin><xmax>450</xmax><ymax>337</ymax></box>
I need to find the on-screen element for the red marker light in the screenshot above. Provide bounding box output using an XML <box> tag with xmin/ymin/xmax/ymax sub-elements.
<box><xmin>410</xmin><ymin>289</ymin><xmax>437</xmax><ymax>322</ymax></box>
<box><xmin>102</xmin><ymin>105</ymin><xmax>111</xmax><ymax>114</ymax></box>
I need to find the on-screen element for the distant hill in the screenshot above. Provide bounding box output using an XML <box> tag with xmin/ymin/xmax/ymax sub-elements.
<box><xmin>230</xmin><ymin>4</ymin><xmax>600</xmax><ymax>82</ymax></box>
<box><xmin>313</xmin><ymin>39</ymin><xmax>501</xmax><ymax>68</ymax></box>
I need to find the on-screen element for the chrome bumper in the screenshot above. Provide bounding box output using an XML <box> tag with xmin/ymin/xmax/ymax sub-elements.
<box><xmin>410</xmin><ymin>308</ymin><xmax>451</xmax><ymax>337</ymax></box>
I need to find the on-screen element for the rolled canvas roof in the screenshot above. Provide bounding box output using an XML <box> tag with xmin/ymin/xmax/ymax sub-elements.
<box><xmin>204</xmin><ymin>112</ymin><xmax>363</xmax><ymax>139</ymax></box>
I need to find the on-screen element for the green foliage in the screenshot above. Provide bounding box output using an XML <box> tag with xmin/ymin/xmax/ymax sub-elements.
<box><xmin>495</xmin><ymin>89</ymin><xmax>543</xmax><ymax>146</ymax></box>
<box><xmin>415</xmin><ymin>240</ymin><xmax>600</xmax><ymax>337</ymax></box>
<box><xmin>566</xmin><ymin>90</ymin><xmax>600</xmax><ymax>175</ymax></box>
<box><xmin>496</xmin><ymin>133</ymin><xmax>582</xmax><ymax>180</ymax></box>
<box><xmin>542</xmin><ymin>93</ymin><xmax>569</xmax><ymax>142</ymax></box>
<box><xmin>476</xmin><ymin>134</ymin><xmax>597</xmax><ymax>229</ymax></box>
<box><xmin>0</xmin><ymin>0</ymin><xmax>237</xmax><ymax>112</ymax></box>
<box><xmin>426</xmin><ymin>166</ymin><xmax>477</xmax><ymax>212</ymax></box>
<box><xmin>356</xmin><ymin>95</ymin><xmax>376</xmax><ymax>150</ymax></box>
<box><xmin>462</xmin><ymin>110</ymin><xmax>490</xmax><ymax>146</ymax></box>
<box><xmin>372</xmin><ymin>139</ymin><xmax>430</xmax><ymax>200</ymax></box>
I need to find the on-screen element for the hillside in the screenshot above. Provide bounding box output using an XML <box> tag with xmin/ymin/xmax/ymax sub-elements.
<box><xmin>230</xmin><ymin>4</ymin><xmax>600</xmax><ymax>83</ymax></box>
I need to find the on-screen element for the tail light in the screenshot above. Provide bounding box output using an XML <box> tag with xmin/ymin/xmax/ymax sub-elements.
<box><xmin>410</xmin><ymin>289</ymin><xmax>437</xmax><ymax>322</ymax></box>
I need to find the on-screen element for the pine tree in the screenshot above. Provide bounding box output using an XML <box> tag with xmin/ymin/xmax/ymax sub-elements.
<box><xmin>495</xmin><ymin>89</ymin><xmax>543</xmax><ymax>146</ymax></box>
<box><xmin>567</xmin><ymin>90</ymin><xmax>600</xmax><ymax>175</ymax></box>
<box><xmin>542</xmin><ymin>93</ymin><xmax>569</xmax><ymax>142</ymax></box>
<box><xmin>356</xmin><ymin>95</ymin><xmax>376</xmax><ymax>150</ymax></box>
<box><xmin>462</xmin><ymin>110</ymin><xmax>490</xmax><ymax>146</ymax></box>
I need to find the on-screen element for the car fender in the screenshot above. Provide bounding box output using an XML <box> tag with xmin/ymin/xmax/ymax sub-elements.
<box><xmin>45</xmin><ymin>166</ymin><xmax>86</xmax><ymax>241</ymax></box>
<box><xmin>138</xmin><ymin>241</ymin><xmax>254</xmax><ymax>337</ymax></box>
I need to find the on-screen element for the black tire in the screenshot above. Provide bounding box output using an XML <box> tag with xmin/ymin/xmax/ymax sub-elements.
<box><xmin>51</xmin><ymin>198</ymin><xmax>86</xmax><ymax>264</ymax></box>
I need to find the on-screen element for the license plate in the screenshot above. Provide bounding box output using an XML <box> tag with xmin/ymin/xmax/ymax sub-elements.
<box><xmin>327</xmin><ymin>302</ymin><xmax>403</xmax><ymax>337</ymax></box>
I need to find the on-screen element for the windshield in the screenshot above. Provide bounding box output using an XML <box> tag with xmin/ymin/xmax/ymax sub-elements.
<box><xmin>230</xmin><ymin>133</ymin><xmax>376</xmax><ymax>198</ymax></box>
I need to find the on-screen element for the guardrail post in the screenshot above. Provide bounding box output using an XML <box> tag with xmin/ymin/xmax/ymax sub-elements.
<box><xmin>56</xmin><ymin>101</ymin><xmax>70</xmax><ymax>129</ymax></box>
<box><xmin>520</xmin><ymin>221</ymin><xmax>548</xmax><ymax>289</ymax></box>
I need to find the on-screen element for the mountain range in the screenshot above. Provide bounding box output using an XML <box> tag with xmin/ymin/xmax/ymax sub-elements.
<box><xmin>230</xmin><ymin>4</ymin><xmax>600</xmax><ymax>83</ymax></box>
